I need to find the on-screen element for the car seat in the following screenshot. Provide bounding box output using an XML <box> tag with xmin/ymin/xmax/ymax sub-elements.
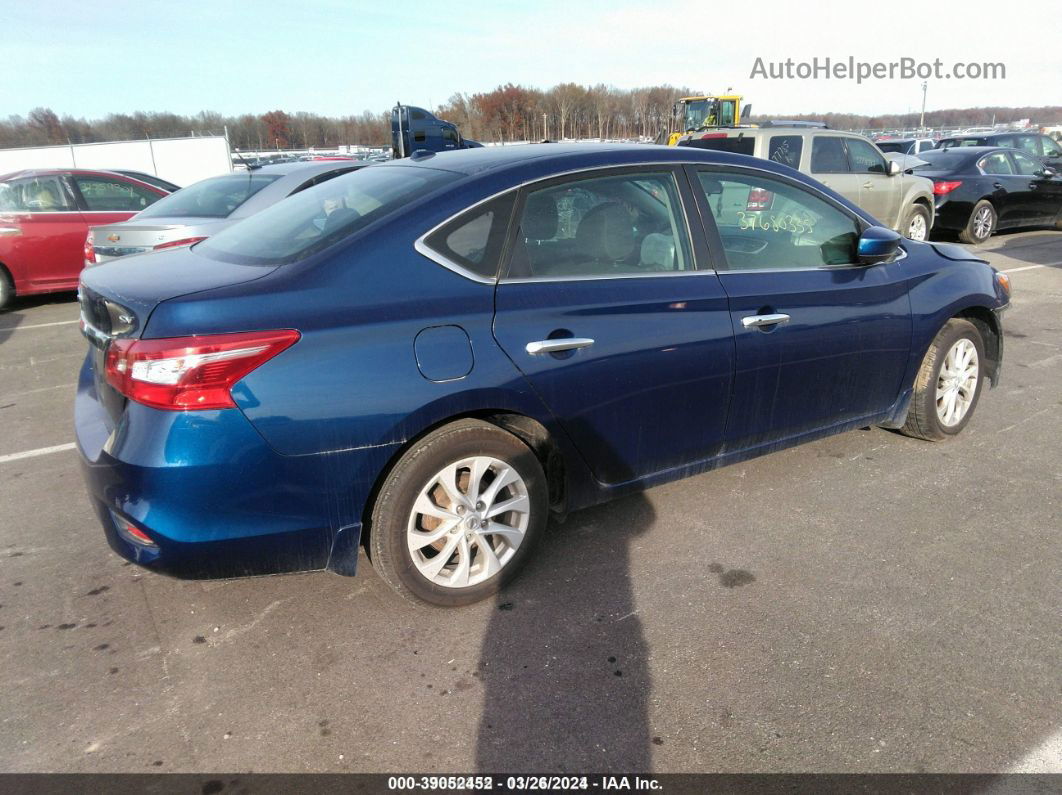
<box><xmin>508</xmin><ymin>193</ymin><xmax>558</xmax><ymax>278</ymax></box>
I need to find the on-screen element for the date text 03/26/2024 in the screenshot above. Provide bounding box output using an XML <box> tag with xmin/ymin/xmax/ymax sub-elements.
<box><xmin>386</xmin><ymin>775</ymin><xmax>663</xmax><ymax>791</ymax></box>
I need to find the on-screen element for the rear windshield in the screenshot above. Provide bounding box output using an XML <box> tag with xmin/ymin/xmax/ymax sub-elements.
<box><xmin>911</xmin><ymin>150</ymin><xmax>976</xmax><ymax>170</ymax></box>
<box><xmin>875</xmin><ymin>141</ymin><xmax>910</xmax><ymax>153</ymax></box>
<box><xmin>679</xmin><ymin>136</ymin><xmax>755</xmax><ymax>155</ymax></box>
<box><xmin>197</xmin><ymin>165</ymin><xmax>461</xmax><ymax>266</ymax></box>
<box><xmin>136</xmin><ymin>173</ymin><xmax>281</xmax><ymax>219</ymax></box>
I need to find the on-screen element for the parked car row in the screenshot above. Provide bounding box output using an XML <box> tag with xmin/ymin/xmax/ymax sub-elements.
<box><xmin>0</xmin><ymin>162</ymin><xmax>367</xmax><ymax>308</ymax></box>
<box><xmin>677</xmin><ymin>125</ymin><xmax>1062</xmax><ymax>245</ymax></box>
<box><xmin>677</xmin><ymin>127</ymin><xmax>937</xmax><ymax>240</ymax></box>
<box><xmin>0</xmin><ymin>169</ymin><xmax>171</xmax><ymax>308</ymax></box>
<box><xmin>76</xmin><ymin>143</ymin><xmax>1011</xmax><ymax>605</ymax></box>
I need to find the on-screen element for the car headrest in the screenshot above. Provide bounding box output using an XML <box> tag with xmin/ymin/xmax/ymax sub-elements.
<box><xmin>640</xmin><ymin>232</ymin><xmax>676</xmax><ymax>270</ymax></box>
<box><xmin>522</xmin><ymin>193</ymin><xmax>558</xmax><ymax>241</ymax></box>
<box><xmin>574</xmin><ymin>202</ymin><xmax>635</xmax><ymax>262</ymax></box>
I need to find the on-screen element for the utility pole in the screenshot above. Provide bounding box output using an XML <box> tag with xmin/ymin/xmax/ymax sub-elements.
<box><xmin>543</xmin><ymin>113</ymin><xmax>547</xmax><ymax>140</ymax></box>
<box><xmin>919</xmin><ymin>81</ymin><xmax>927</xmax><ymax>130</ymax></box>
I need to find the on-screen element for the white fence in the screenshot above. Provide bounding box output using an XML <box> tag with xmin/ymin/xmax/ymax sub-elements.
<box><xmin>0</xmin><ymin>136</ymin><xmax>232</xmax><ymax>187</ymax></box>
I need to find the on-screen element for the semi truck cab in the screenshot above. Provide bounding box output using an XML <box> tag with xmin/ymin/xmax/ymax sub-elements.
<box><xmin>391</xmin><ymin>104</ymin><xmax>482</xmax><ymax>158</ymax></box>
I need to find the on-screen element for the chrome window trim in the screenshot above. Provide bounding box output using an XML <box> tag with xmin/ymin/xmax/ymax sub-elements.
<box><xmin>718</xmin><ymin>246</ymin><xmax>907</xmax><ymax>274</ymax></box>
<box><xmin>413</xmin><ymin>158</ymin><xmax>878</xmax><ymax>283</ymax></box>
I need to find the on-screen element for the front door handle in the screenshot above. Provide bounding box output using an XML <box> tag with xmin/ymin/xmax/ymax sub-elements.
<box><xmin>741</xmin><ymin>313</ymin><xmax>791</xmax><ymax>329</ymax></box>
<box><xmin>993</xmin><ymin>182</ymin><xmax>1004</xmax><ymax>189</ymax></box>
<box><xmin>863</xmin><ymin>181</ymin><xmax>873</xmax><ymax>189</ymax></box>
<box><xmin>525</xmin><ymin>337</ymin><xmax>595</xmax><ymax>355</ymax></box>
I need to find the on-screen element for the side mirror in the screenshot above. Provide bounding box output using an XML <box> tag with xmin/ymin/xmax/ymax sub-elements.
<box><xmin>1041</xmin><ymin>167</ymin><xmax>1057</xmax><ymax>178</ymax></box>
<box><xmin>888</xmin><ymin>159</ymin><xmax>901</xmax><ymax>176</ymax></box>
<box><xmin>857</xmin><ymin>226</ymin><xmax>903</xmax><ymax>265</ymax></box>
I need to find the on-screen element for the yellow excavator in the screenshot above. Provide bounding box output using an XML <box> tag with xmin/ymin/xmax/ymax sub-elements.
<box><xmin>665</xmin><ymin>93</ymin><xmax>751</xmax><ymax>146</ymax></box>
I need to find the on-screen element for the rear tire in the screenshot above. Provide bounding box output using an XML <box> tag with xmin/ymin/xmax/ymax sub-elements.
<box><xmin>901</xmin><ymin>319</ymin><xmax>986</xmax><ymax>441</ymax></box>
<box><xmin>959</xmin><ymin>200</ymin><xmax>996</xmax><ymax>244</ymax></box>
<box><xmin>367</xmin><ymin>419</ymin><xmax>548</xmax><ymax>607</ymax></box>
<box><xmin>0</xmin><ymin>268</ymin><xmax>13</xmax><ymax>311</ymax></box>
<box><xmin>904</xmin><ymin>204</ymin><xmax>931</xmax><ymax>241</ymax></box>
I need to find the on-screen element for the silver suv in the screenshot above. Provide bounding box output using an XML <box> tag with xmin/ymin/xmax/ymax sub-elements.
<box><xmin>677</xmin><ymin>127</ymin><xmax>935</xmax><ymax>240</ymax></box>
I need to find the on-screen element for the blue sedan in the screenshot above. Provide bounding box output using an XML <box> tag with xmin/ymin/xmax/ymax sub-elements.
<box><xmin>75</xmin><ymin>144</ymin><xmax>1011</xmax><ymax>606</ymax></box>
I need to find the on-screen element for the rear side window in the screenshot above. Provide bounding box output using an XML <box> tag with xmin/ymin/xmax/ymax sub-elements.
<box><xmin>979</xmin><ymin>153</ymin><xmax>1014</xmax><ymax>175</ymax></box>
<box><xmin>73</xmin><ymin>176</ymin><xmax>161</xmax><ymax>211</ymax></box>
<box><xmin>810</xmin><ymin>137</ymin><xmax>849</xmax><ymax>173</ymax></box>
<box><xmin>0</xmin><ymin>176</ymin><xmax>75</xmax><ymax>211</ymax></box>
<box><xmin>768</xmin><ymin>136</ymin><xmax>803</xmax><ymax>168</ymax></box>
<box><xmin>422</xmin><ymin>193</ymin><xmax>516</xmax><ymax>280</ymax></box>
<box><xmin>198</xmin><ymin>166</ymin><xmax>460</xmax><ymax>266</ymax></box>
<box><xmin>505</xmin><ymin>171</ymin><xmax>693</xmax><ymax>279</ymax></box>
<box><xmin>137</xmin><ymin>173</ymin><xmax>281</xmax><ymax>219</ymax></box>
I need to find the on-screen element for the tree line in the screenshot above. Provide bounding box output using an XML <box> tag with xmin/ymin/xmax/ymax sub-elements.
<box><xmin>3</xmin><ymin>87</ymin><xmax>1059</xmax><ymax>151</ymax></box>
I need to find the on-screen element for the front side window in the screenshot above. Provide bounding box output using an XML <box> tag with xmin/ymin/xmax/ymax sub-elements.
<box><xmin>768</xmin><ymin>136</ymin><xmax>803</xmax><ymax>168</ymax></box>
<box><xmin>441</xmin><ymin>128</ymin><xmax>459</xmax><ymax>145</ymax></box>
<box><xmin>198</xmin><ymin>165</ymin><xmax>460</xmax><ymax>266</ymax></box>
<box><xmin>73</xmin><ymin>176</ymin><xmax>161</xmax><ymax>212</ymax></box>
<box><xmin>695</xmin><ymin>169</ymin><xmax>860</xmax><ymax>270</ymax></box>
<box><xmin>0</xmin><ymin>176</ymin><xmax>74</xmax><ymax>212</ymax></box>
<box><xmin>979</xmin><ymin>152</ymin><xmax>1014</xmax><ymax>175</ymax></box>
<box><xmin>136</xmin><ymin>173</ymin><xmax>281</xmax><ymax>219</ymax></box>
<box><xmin>1011</xmin><ymin>151</ymin><xmax>1043</xmax><ymax>176</ymax></box>
<box><xmin>505</xmin><ymin>171</ymin><xmax>693</xmax><ymax>279</ymax></box>
<box><xmin>423</xmin><ymin>193</ymin><xmax>516</xmax><ymax>279</ymax></box>
<box><xmin>1041</xmin><ymin>136</ymin><xmax>1062</xmax><ymax>158</ymax></box>
<box><xmin>845</xmin><ymin>138</ymin><xmax>888</xmax><ymax>174</ymax></box>
<box><xmin>810</xmin><ymin>137</ymin><xmax>849</xmax><ymax>173</ymax></box>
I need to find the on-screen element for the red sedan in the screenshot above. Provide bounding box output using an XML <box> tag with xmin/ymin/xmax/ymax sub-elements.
<box><xmin>0</xmin><ymin>168</ymin><xmax>168</xmax><ymax>309</ymax></box>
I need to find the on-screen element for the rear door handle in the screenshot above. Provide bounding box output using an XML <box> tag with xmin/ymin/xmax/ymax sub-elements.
<box><xmin>741</xmin><ymin>313</ymin><xmax>790</xmax><ymax>329</ymax></box>
<box><xmin>993</xmin><ymin>182</ymin><xmax>1004</xmax><ymax>189</ymax></box>
<box><xmin>525</xmin><ymin>337</ymin><xmax>595</xmax><ymax>355</ymax></box>
<box><xmin>863</xmin><ymin>181</ymin><xmax>873</xmax><ymax>189</ymax></box>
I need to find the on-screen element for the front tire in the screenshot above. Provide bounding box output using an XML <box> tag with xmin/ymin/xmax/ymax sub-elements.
<box><xmin>959</xmin><ymin>200</ymin><xmax>996</xmax><ymax>244</ymax></box>
<box><xmin>367</xmin><ymin>419</ymin><xmax>548</xmax><ymax>606</ymax></box>
<box><xmin>901</xmin><ymin>319</ymin><xmax>986</xmax><ymax>441</ymax></box>
<box><xmin>904</xmin><ymin>204</ymin><xmax>931</xmax><ymax>241</ymax></box>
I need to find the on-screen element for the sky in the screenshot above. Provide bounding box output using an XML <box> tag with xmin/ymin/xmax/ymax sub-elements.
<box><xmin>5</xmin><ymin>0</ymin><xmax>1060</xmax><ymax>121</ymax></box>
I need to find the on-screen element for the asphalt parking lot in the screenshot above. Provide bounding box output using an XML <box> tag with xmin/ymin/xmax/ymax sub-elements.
<box><xmin>0</xmin><ymin>231</ymin><xmax>1059</xmax><ymax>775</ymax></box>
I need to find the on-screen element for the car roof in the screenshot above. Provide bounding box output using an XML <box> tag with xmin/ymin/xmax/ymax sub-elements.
<box><xmin>0</xmin><ymin>167</ymin><xmax>161</xmax><ymax>182</ymax></box>
<box><xmin>249</xmin><ymin>160</ymin><xmax>365</xmax><ymax>176</ymax></box>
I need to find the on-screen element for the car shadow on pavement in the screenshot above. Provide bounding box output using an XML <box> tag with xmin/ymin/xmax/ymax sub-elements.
<box><xmin>0</xmin><ymin>291</ymin><xmax>78</xmax><ymax>347</ymax></box>
<box><xmin>985</xmin><ymin>231</ymin><xmax>1062</xmax><ymax>265</ymax></box>
<box><xmin>474</xmin><ymin>489</ymin><xmax>656</xmax><ymax>772</ymax></box>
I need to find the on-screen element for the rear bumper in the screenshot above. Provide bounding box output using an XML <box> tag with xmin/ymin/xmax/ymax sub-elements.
<box><xmin>75</xmin><ymin>354</ymin><xmax>395</xmax><ymax>579</ymax></box>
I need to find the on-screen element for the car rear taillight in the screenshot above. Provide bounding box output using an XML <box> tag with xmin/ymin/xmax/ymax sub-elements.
<box><xmin>933</xmin><ymin>180</ymin><xmax>963</xmax><ymax>196</ymax></box>
<box><xmin>84</xmin><ymin>231</ymin><xmax>96</xmax><ymax>265</ymax></box>
<box><xmin>104</xmin><ymin>330</ymin><xmax>300</xmax><ymax>410</ymax></box>
<box><xmin>746</xmin><ymin>187</ymin><xmax>774</xmax><ymax>211</ymax></box>
<box><xmin>153</xmin><ymin>236</ymin><xmax>207</xmax><ymax>251</ymax></box>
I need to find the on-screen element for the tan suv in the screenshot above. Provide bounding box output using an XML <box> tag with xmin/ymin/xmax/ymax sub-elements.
<box><xmin>677</xmin><ymin>127</ymin><xmax>935</xmax><ymax>240</ymax></box>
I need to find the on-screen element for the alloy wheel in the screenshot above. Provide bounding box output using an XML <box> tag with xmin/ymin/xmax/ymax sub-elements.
<box><xmin>973</xmin><ymin>206</ymin><xmax>994</xmax><ymax>241</ymax></box>
<box><xmin>908</xmin><ymin>214</ymin><xmax>927</xmax><ymax>241</ymax></box>
<box><xmin>406</xmin><ymin>456</ymin><xmax>530</xmax><ymax>589</ymax></box>
<box><xmin>935</xmin><ymin>338</ymin><xmax>979</xmax><ymax>427</ymax></box>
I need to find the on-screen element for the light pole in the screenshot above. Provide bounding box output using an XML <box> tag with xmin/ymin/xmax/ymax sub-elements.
<box><xmin>543</xmin><ymin>113</ymin><xmax>547</xmax><ymax>141</ymax></box>
<box><xmin>919</xmin><ymin>81</ymin><xmax>928</xmax><ymax>131</ymax></box>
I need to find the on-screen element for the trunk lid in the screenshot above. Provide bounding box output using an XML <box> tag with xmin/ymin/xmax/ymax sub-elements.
<box><xmin>78</xmin><ymin>247</ymin><xmax>279</xmax><ymax>424</ymax></box>
<box><xmin>89</xmin><ymin>217</ymin><xmax>232</xmax><ymax>262</ymax></box>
